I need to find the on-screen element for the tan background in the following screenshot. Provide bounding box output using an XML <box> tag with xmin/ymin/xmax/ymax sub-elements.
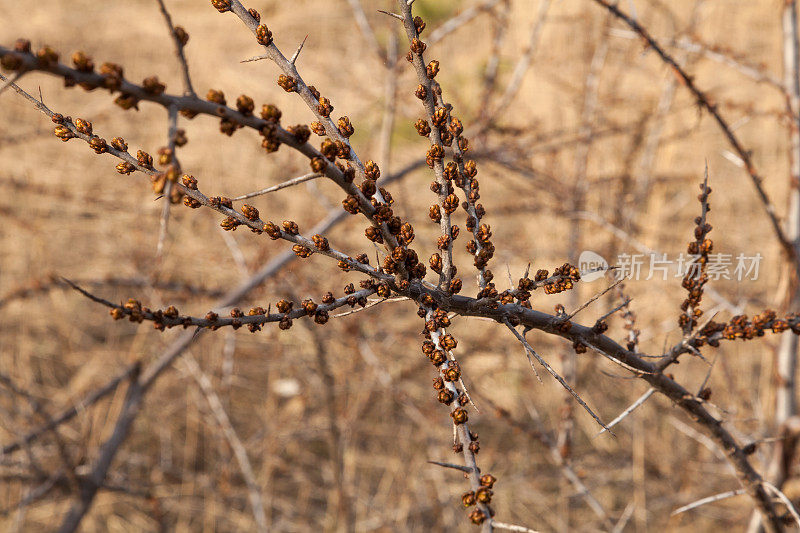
<box><xmin>0</xmin><ymin>0</ymin><xmax>794</xmax><ymax>531</ymax></box>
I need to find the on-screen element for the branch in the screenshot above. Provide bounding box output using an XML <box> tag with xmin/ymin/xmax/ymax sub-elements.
<box><xmin>597</xmin><ymin>388</ymin><xmax>655</xmax><ymax>436</ymax></box>
<box><xmin>671</xmin><ymin>489</ymin><xmax>746</xmax><ymax>516</ymax></box>
<box><xmin>504</xmin><ymin>321</ymin><xmax>611</xmax><ymax>433</ymax></box>
<box><xmin>0</xmin><ymin>44</ymin><xmax>405</xmax><ymax>253</ymax></box>
<box><xmin>154</xmin><ymin>0</ymin><xmax>195</xmax><ymax>96</ymax></box>
<box><xmin>403</xmin><ymin>280</ymin><xmax>786</xmax><ymax>532</ymax></box>
<box><xmin>180</xmin><ymin>355</ymin><xmax>267</xmax><ymax>532</ymax></box>
<box><xmin>64</xmin><ymin>278</ymin><xmax>379</xmax><ymax>331</ymax></box>
<box><xmin>427</xmin><ymin>0</ymin><xmax>503</xmax><ymax>47</ymax></box>
<box><xmin>231</xmin><ymin>172</ymin><xmax>321</xmax><ymax>200</ymax></box>
<box><xmin>425</xmin><ymin>308</ymin><xmax>495</xmax><ymax>531</ymax></box>
<box><xmin>221</xmin><ymin>1</ymin><xmax>406</xmax><ymax>256</ymax></box>
<box><xmin>2</xmin><ymin>364</ymin><xmax>139</xmax><ymax>455</ymax></box>
<box><xmin>56</xmin><ymin>366</ymin><xmax>144</xmax><ymax>533</ymax></box>
<box><xmin>396</xmin><ymin>0</ymin><xmax>456</xmax><ymax>289</ymax></box>
<box><xmin>0</xmin><ymin>276</ymin><xmax>226</xmax><ymax>310</ymax></box>
<box><xmin>1</xmin><ymin>72</ymin><xmax>388</xmax><ymax>282</ymax></box>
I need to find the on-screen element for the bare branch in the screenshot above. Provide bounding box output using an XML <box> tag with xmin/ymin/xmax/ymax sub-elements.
<box><xmin>56</xmin><ymin>366</ymin><xmax>144</xmax><ymax>533</ymax></box>
<box><xmin>427</xmin><ymin>0</ymin><xmax>503</xmax><ymax>47</ymax></box>
<box><xmin>504</xmin><ymin>321</ymin><xmax>611</xmax><ymax>433</ymax></box>
<box><xmin>671</xmin><ymin>489</ymin><xmax>746</xmax><ymax>516</ymax></box>
<box><xmin>180</xmin><ymin>355</ymin><xmax>267</xmax><ymax>532</ymax></box>
<box><xmin>231</xmin><ymin>172</ymin><xmax>322</xmax><ymax>200</ymax></box>
<box><xmin>154</xmin><ymin>0</ymin><xmax>195</xmax><ymax>96</ymax></box>
<box><xmin>491</xmin><ymin>521</ymin><xmax>541</xmax><ymax>533</ymax></box>
<box><xmin>597</xmin><ymin>388</ymin><xmax>655</xmax><ymax>436</ymax></box>
<box><xmin>346</xmin><ymin>0</ymin><xmax>385</xmax><ymax>61</ymax></box>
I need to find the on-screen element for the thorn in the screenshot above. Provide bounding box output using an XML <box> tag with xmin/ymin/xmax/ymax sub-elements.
<box><xmin>427</xmin><ymin>460</ymin><xmax>472</xmax><ymax>473</ymax></box>
<box><xmin>377</xmin><ymin>10</ymin><xmax>404</xmax><ymax>21</ymax></box>
<box><xmin>240</xmin><ymin>53</ymin><xmax>270</xmax><ymax>64</ymax></box>
<box><xmin>290</xmin><ymin>35</ymin><xmax>309</xmax><ymax>65</ymax></box>
<box><xmin>407</xmin><ymin>0</ymin><xmax>416</xmax><ymax>5</ymax></box>
<box><xmin>38</xmin><ymin>85</ymin><xmax>44</xmax><ymax>104</ymax></box>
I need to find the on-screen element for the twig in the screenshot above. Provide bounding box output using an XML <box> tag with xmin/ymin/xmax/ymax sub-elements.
<box><xmin>427</xmin><ymin>0</ymin><xmax>503</xmax><ymax>47</ymax></box>
<box><xmin>64</xmin><ymin>277</ymin><xmax>378</xmax><ymax>330</ymax></box>
<box><xmin>483</xmin><ymin>0</ymin><xmax>550</xmax><ymax>124</ymax></box>
<box><xmin>346</xmin><ymin>0</ymin><xmax>385</xmax><ymax>61</ymax></box>
<box><xmin>377</xmin><ymin>10</ymin><xmax>404</xmax><ymax>22</ymax></box>
<box><xmin>491</xmin><ymin>521</ymin><xmax>541</xmax><ymax>533</ymax></box>
<box><xmin>232</xmin><ymin>172</ymin><xmax>322</xmax><ymax>200</ymax></box>
<box><xmin>671</xmin><ymin>489</ymin><xmax>746</xmax><ymax>516</ymax></box>
<box><xmin>565</xmin><ymin>279</ymin><xmax>623</xmax><ymax>322</ymax></box>
<box><xmin>156</xmin><ymin>105</ymin><xmax>180</xmax><ymax>260</ymax></box>
<box><xmin>595</xmin><ymin>297</ymin><xmax>633</xmax><ymax>325</ymax></box>
<box><xmin>0</xmin><ymin>71</ymin><xmax>23</xmax><ymax>96</ymax></box>
<box><xmin>56</xmin><ymin>366</ymin><xmax>144</xmax><ymax>533</ymax></box>
<box><xmin>764</xmin><ymin>481</ymin><xmax>800</xmax><ymax>527</ymax></box>
<box><xmin>597</xmin><ymin>387</ymin><xmax>655</xmax><ymax>436</ymax></box>
<box><xmin>180</xmin><ymin>355</ymin><xmax>267</xmax><ymax>532</ymax></box>
<box><xmin>0</xmin><ymin>276</ymin><xmax>226</xmax><ymax>310</ymax></box>
<box><xmin>504</xmin><ymin>321</ymin><xmax>611</xmax><ymax>434</ymax></box>
<box><xmin>330</xmin><ymin>297</ymin><xmax>408</xmax><ymax>318</ymax></box>
<box><xmin>154</xmin><ymin>0</ymin><xmax>195</xmax><ymax>96</ymax></box>
<box><xmin>395</xmin><ymin>0</ymin><xmax>455</xmax><ymax>288</ymax></box>
<box><xmin>425</xmin><ymin>308</ymin><xmax>494</xmax><ymax>531</ymax></box>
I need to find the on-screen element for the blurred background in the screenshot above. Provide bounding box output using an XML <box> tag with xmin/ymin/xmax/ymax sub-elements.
<box><xmin>0</xmin><ymin>0</ymin><xmax>796</xmax><ymax>531</ymax></box>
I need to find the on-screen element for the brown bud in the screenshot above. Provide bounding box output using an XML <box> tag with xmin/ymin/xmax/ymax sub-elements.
<box><xmin>256</xmin><ymin>24</ymin><xmax>273</xmax><ymax>46</ymax></box>
<box><xmin>450</xmin><ymin>407</ymin><xmax>468</xmax><ymax>425</ymax></box>
<box><xmin>337</xmin><ymin>116</ymin><xmax>354</xmax><ymax>138</ymax></box>
<box><xmin>211</xmin><ymin>0</ymin><xmax>232</xmax><ymax>12</ymax></box>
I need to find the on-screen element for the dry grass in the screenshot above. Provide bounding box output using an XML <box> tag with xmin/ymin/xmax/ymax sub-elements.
<box><xmin>0</xmin><ymin>0</ymin><xmax>797</xmax><ymax>531</ymax></box>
